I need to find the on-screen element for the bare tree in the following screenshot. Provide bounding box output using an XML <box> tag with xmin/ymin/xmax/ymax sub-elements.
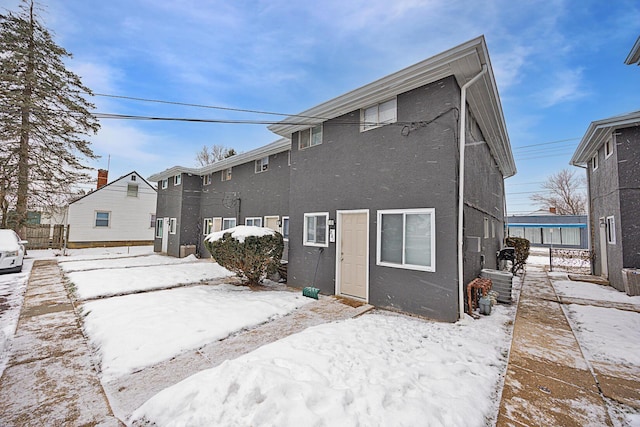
<box><xmin>530</xmin><ymin>169</ymin><xmax>587</xmax><ymax>215</ymax></box>
<box><xmin>195</xmin><ymin>144</ymin><xmax>236</xmax><ymax>166</ymax></box>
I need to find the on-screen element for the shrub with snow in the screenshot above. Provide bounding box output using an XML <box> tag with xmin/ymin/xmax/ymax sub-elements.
<box><xmin>204</xmin><ymin>226</ymin><xmax>283</xmax><ymax>285</ymax></box>
<box><xmin>505</xmin><ymin>236</ymin><xmax>530</xmax><ymax>274</ymax></box>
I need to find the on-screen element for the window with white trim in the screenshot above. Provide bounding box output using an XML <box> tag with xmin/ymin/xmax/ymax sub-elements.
<box><xmin>282</xmin><ymin>216</ymin><xmax>290</xmax><ymax>240</ymax></box>
<box><xmin>592</xmin><ymin>154</ymin><xmax>598</xmax><ymax>171</ymax></box>
<box><xmin>155</xmin><ymin>218</ymin><xmax>163</xmax><ymax>238</ymax></box>
<box><xmin>304</xmin><ymin>212</ymin><xmax>329</xmax><ymax>247</ymax></box>
<box><xmin>245</xmin><ymin>217</ymin><xmax>262</xmax><ymax>227</ymax></box>
<box><xmin>169</xmin><ymin>218</ymin><xmax>177</xmax><ymax>234</ymax></box>
<box><xmin>203</xmin><ymin>218</ymin><xmax>213</xmax><ymax>235</ymax></box>
<box><xmin>95</xmin><ymin>211</ymin><xmax>110</xmax><ymax>227</ymax></box>
<box><xmin>127</xmin><ymin>183</ymin><xmax>139</xmax><ymax>197</ymax></box>
<box><xmin>161</xmin><ymin>179</ymin><xmax>168</xmax><ymax>189</ymax></box>
<box><xmin>605</xmin><ymin>138</ymin><xmax>613</xmax><ymax>159</ymax></box>
<box><xmin>298</xmin><ymin>125</ymin><xmax>322</xmax><ymax>150</ymax></box>
<box><xmin>483</xmin><ymin>217</ymin><xmax>489</xmax><ymax>239</ymax></box>
<box><xmin>377</xmin><ymin>208</ymin><xmax>435</xmax><ymax>272</ymax></box>
<box><xmin>491</xmin><ymin>220</ymin><xmax>496</xmax><ymax>238</ymax></box>
<box><xmin>361</xmin><ymin>98</ymin><xmax>397</xmax><ymax>131</ymax></box>
<box><xmin>203</xmin><ymin>174</ymin><xmax>211</xmax><ymax>185</ymax></box>
<box><xmin>223</xmin><ymin>218</ymin><xmax>236</xmax><ymax>230</ymax></box>
<box><xmin>131</xmin><ymin>175</ymin><xmax>137</xmax><ymax>181</ymax></box>
<box><xmin>222</xmin><ymin>168</ymin><xmax>232</xmax><ymax>181</ymax></box>
<box><xmin>150</xmin><ymin>214</ymin><xmax>156</xmax><ymax>228</ymax></box>
<box><xmin>606</xmin><ymin>216</ymin><xmax>615</xmax><ymax>244</ymax></box>
<box><xmin>174</xmin><ymin>174</ymin><xmax>181</xmax><ymax>186</ymax></box>
<box><xmin>255</xmin><ymin>157</ymin><xmax>269</xmax><ymax>173</ymax></box>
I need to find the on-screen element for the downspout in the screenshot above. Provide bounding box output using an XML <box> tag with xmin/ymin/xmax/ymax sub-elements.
<box><xmin>458</xmin><ymin>64</ymin><xmax>488</xmax><ymax>320</ymax></box>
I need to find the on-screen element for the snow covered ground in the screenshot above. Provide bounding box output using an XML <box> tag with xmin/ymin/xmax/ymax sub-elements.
<box><xmin>130</xmin><ymin>308</ymin><xmax>515</xmax><ymax>427</ymax></box>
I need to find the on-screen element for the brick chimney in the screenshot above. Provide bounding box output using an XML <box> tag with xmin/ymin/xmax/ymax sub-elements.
<box><xmin>97</xmin><ymin>169</ymin><xmax>108</xmax><ymax>189</ymax></box>
<box><xmin>549</xmin><ymin>206</ymin><xmax>557</xmax><ymax>214</ymax></box>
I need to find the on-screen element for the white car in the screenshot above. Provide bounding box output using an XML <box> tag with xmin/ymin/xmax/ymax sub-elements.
<box><xmin>0</xmin><ymin>229</ymin><xmax>28</xmax><ymax>273</ymax></box>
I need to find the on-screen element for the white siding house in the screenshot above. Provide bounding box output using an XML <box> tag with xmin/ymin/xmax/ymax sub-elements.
<box><xmin>66</xmin><ymin>171</ymin><xmax>157</xmax><ymax>248</ymax></box>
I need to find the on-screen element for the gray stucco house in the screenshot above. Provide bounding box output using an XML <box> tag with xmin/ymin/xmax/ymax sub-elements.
<box><xmin>570</xmin><ymin>110</ymin><xmax>640</xmax><ymax>293</ymax></box>
<box><xmin>150</xmin><ymin>36</ymin><xmax>516</xmax><ymax>322</ymax></box>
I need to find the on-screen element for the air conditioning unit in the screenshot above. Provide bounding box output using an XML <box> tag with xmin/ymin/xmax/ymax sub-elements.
<box><xmin>481</xmin><ymin>269</ymin><xmax>513</xmax><ymax>303</ymax></box>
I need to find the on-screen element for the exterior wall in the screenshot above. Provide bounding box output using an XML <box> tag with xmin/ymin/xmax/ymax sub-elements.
<box><xmin>178</xmin><ymin>174</ymin><xmax>204</xmax><ymax>255</ymax></box>
<box><xmin>154</xmin><ymin>174</ymin><xmax>186</xmax><ymax>257</ymax></box>
<box><xmin>588</xmin><ymin>138</ymin><xmax>624</xmax><ymax>289</ymax></box>
<box><xmin>463</xmin><ymin>114</ymin><xmax>506</xmax><ymax>284</ymax></box>
<box><xmin>198</xmin><ymin>152</ymin><xmax>290</xmax><ymax>257</ymax></box>
<box><xmin>616</xmin><ymin>125</ymin><xmax>640</xmax><ymax>271</ymax></box>
<box><xmin>287</xmin><ymin>77</ymin><xmax>461</xmax><ymax>322</ymax></box>
<box><xmin>68</xmin><ymin>172</ymin><xmax>157</xmax><ymax>246</ymax></box>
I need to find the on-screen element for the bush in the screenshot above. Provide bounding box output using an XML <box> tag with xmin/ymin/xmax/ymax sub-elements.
<box><xmin>505</xmin><ymin>236</ymin><xmax>530</xmax><ymax>274</ymax></box>
<box><xmin>204</xmin><ymin>228</ymin><xmax>284</xmax><ymax>285</ymax></box>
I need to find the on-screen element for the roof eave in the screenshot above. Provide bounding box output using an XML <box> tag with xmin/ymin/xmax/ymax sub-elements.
<box><xmin>624</xmin><ymin>36</ymin><xmax>640</xmax><ymax>65</ymax></box>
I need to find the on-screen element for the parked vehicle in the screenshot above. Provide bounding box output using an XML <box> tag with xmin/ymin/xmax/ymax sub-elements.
<box><xmin>0</xmin><ymin>230</ymin><xmax>28</xmax><ymax>273</ymax></box>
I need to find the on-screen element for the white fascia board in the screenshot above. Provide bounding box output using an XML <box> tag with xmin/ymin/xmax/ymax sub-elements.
<box><xmin>625</xmin><ymin>36</ymin><xmax>640</xmax><ymax>65</ymax></box>
<box><xmin>571</xmin><ymin>110</ymin><xmax>640</xmax><ymax>166</ymax></box>
<box><xmin>147</xmin><ymin>138</ymin><xmax>290</xmax><ymax>182</ymax></box>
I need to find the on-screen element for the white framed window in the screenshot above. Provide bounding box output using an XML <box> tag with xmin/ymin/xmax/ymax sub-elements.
<box><xmin>255</xmin><ymin>157</ymin><xmax>269</xmax><ymax>173</ymax></box>
<box><xmin>361</xmin><ymin>98</ymin><xmax>397</xmax><ymax>131</ymax></box>
<box><xmin>304</xmin><ymin>212</ymin><xmax>329</xmax><ymax>247</ymax></box>
<box><xmin>491</xmin><ymin>220</ymin><xmax>496</xmax><ymax>238</ymax></box>
<box><xmin>298</xmin><ymin>125</ymin><xmax>323</xmax><ymax>150</ymax></box>
<box><xmin>161</xmin><ymin>179</ymin><xmax>168</xmax><ymax>189</ymax></box>
<box><xmin>155</xmin><ymin>218</ymin><xmax>163</xmax><ymax>238</ymax></box>
<box><xmin>288</xmin><ymin>151</ymin><xmax>291</xmax><ymax>166</ymax></box>
<box><xmin>169</xmin><ymin>218</ymin><xmax>177</xmax><ymax>234</ymax></box>
<box><xmin>95</xmin><ymin>211</ymin><xmax>110</xmax><ymax>227</ymax></box>
<box><xmin>203</xmin><ymin>218</ymin><xmax>213</xmax><ymax>235</ymax></box>
<box><xmin>282</xmin><ymin>216</ymin><xmax>290</xmax><ymax>240</ymax></box>
<box><xmin>127</xmin><ymin>183</ymin><xmax>139</xmax><ymax>197</ymax></box>
<box><xmin>245</xmin><ymin>217</ymin><xmax>262</xmax><ymax>227</ymax></box>
<box><xmin>174</xmin><ymin>174</ymin><xmax>182</xmax><ymax>186</ymax></box>
<box><xmin>150</xmin><ymin>214</ymin><xmax>156</xmax><ymax>228</ymax></box>
<box><xmin>222</xmin><ymin>168</ymin><xmax>232</xmax><ymax>181</ymax></box>
<box><xmin>606</xmin><ymin>216</ymin><xmax>615</xmax><ymax>244</ymax></box>
<box><xmin>483</xmin><ymin>217</ymin><xmax>489</xmax><ymax>239</ymax></box>
<box><xmin>377</xmin><ymin>208</ymin><xmax>435</xmax><ymax>272</ymax></box>
<box><xmin>223</xmin><ymin>218</ymin><xmax>236</xmax><ymax>230</ymax></box>
<box><xmin>203</xmin><ymin>174</ymin><xmax>211</xmax><ymax>185</ymax></box>
<box><xmin>592</xmin><ymin>154</ymin><xmax>598</xmax><ymax>171</ymax></box>
<box><xmin>131</xmin><ymin>175</ymin><xmax>137</xmax><ymax>181</ymax></box>
<box><xmin>605</xmin><ymin>137</ymin><xmax>614</xmax><ymax>159</ymax></box>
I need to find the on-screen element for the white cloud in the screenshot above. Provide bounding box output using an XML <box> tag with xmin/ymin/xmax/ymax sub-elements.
<box><xmin>538</xmin><ymin>68</ymin><xmax>589</xmax><ymax>107</ymax></box>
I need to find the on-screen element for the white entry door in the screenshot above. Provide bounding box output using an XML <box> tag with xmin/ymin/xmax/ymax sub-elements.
<box><xmin>337</xmin><ymin>210</ymin><xmax>369</xmax><ymax>300</ymax></box>
<box><xmin>161</xmin><ymin>217</ymin><xmax>169</xmax><ymax>252</ymax></box>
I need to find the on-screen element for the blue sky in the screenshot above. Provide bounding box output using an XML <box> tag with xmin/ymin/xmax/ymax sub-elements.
<box><xmin>3</xmin><ymin>0</ymin><xmax>639</xmax><ymax>214</ymax></box>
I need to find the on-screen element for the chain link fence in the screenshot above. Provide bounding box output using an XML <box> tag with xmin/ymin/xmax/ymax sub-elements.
<box><xmin>549</xmin><ymin>248</ymin><xmax>592</xmax><ymax>274</ymax></box>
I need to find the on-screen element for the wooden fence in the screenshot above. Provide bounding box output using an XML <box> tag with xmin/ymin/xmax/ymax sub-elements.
<box><xmin>24</xmin><ymin>224</ymin><xmax>67</xmax><ymax>249</ymax></box>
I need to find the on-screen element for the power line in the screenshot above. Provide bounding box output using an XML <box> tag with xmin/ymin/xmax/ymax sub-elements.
<box><xmin>513</xmin><ymin>137</ymin><xmax>580</xmax><ymax>150</ymax></box>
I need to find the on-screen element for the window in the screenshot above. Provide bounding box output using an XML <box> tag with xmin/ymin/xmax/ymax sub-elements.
<box><xmin>131</xmin><ymin>175</ymin><xmax>137</xmax><ymax>181</ymax></box>
<box><xmin>127</xmin><ymin>183</ymin><xmax>139</xmax><ymax>197</ymax></box>
<box><xmin>592</xmin><ymin>154</ymin><xmax>598</xmax><ymax>171</ymax></box>
<box><xmin>542</xmin><ymin>227</ymin><xmax>562</xmax><ymax>245</ymax></box>
<box><xmin>377</xmin><ymin>209</ymin><xmax>435</xmax><ymax>272</ymax></box>
<box><xmin>303</xmin><ymin>212</ymin><xmax>329</xmax><ymax>247</ymax></box>
<box><xmin>203</xmin><ymin>174</ymin><xmax>211</xmax><ymax>185</ymax></box>
<box><xmin>203</xmin><ymin>218</ymin><xmax>213</xmax><ymax>235</ymax></box>
<box><xmin>245</xmin><ymin>217</ymin><xmax>262</xmax><ymax>227</ymax></box>
<box><xmin>169</xmin><ymin>218</ymin><xmax>177</xmax><ymax>234</ymax></box>
<box><xmin>161</xmin><ymin>179</ymin><xmax>168</xmax><ymax>189</ymax></box>
<box><xmin>223</xmin><ymin>218</ymin><xmax>236</xmax><ymax>230</ymax></box>
<box><xmin>362</xmin><ymin>98</ymin><xmax>397</xmax><ymax>131</ymax></box>
<box><xmin>155</xmin><ymin>218</ymin><xmax>163</xmax><ymax>238</ymax></box>
<box><xmin>282</xmin><ymin>216</ymin><xmax>290</xmax><ymax>240</ymax></box>
<box><xmin>95</xmin><ymin>211</ymin><xmax>110</xmax><ymax>227</ymax></box>
<box><xmin>222</xmin><ymin>168</ymin><xmax>232</xmax><ymax>181</ymax></box>
<box><xmin>491</xmin><ymin>220</ymin><xmax>496</xmax><ymax>238</ymax></box>
<box><xmin>150</xmin><ymin>214</ymin><xmax>156</xmax><ymax>228</ymax></box>
<box><xmin>508</xmin><ymin>226</ymin><xmax>525</xmax><ymax>239</ymax></box>
<box><xmin>174</xmin><ymin>174</ymin><xmax>182</xmax><ymax>186</ymax></box>
<box><xmin>524</xmin><ymin>227</ymin><xmax>542</xmax><ymax>244</ymax></box>
<box><xmin>606</xmin><ymin>216</ymin><xmax>615</xmax><ymax>244</ymax></box>
<box><xmin>255</xmin><ymin>157</ymin><xmax>269</xmax><ymax>173</ymax></box>
<box><xmin>483</xmin><ymin>217</ymin><xmax>490</xmax><ymax>239</ymax></box>
<box><xmin>561</xmin><ymin>227</ymin><xmax>580</xmax><ymax>246</ymax></box>
<box><xmin>605</xmin><ymin>138</ymin><xmax>613</xmax><ymax>159</ymax></box>
<box><xmin>298</xmin><ymin>125</ymin><xmax>323</xmax><ymax>150</ymax></box>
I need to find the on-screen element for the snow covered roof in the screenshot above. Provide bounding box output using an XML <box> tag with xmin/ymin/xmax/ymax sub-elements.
<box><xmin>148</xmin><ymin>138</ymin><xmax>290</xmax><ymax>182</ymax></box>
<box><xmin>268</xmin><ymin>35</ymin><xmax>516</xmax><ymax>178</ymax></box>
<box><xmin>570</xmin><ymin>110</ymin><xmax>640</xmax><ymax>166</ymax></box>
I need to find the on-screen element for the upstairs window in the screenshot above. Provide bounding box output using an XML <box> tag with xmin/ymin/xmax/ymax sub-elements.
<box><xmin>592</xmin><ymin>154</ymin><xmax>598</xmax><ymax>171</ymax></box>
<box><xmin>605</xmin><ymin>138</ymin><xmax>614</xmax><ymax>159</ymax></box>
<box><xmin>255</xmin><ymin>157</ymin><xmax>269</xmax><ymax>173</ymax></box>
<box><xmin>299</xmin><ymin>125</ymin><xmax>322</xmax><ymax>150</ymax></box>
<box><xmin>362</xmin><ymin>98</ymin><xmax>397</xmax><ymax>131</ymax></box>
<box><xmin>174</xmin><ymin>174</ymin><xmax>182</xmax><ymax>186</ymax></box>
<box><xmin>131</xmin><ymin>175</ymin><xmax>137</xmax><ymax>181</ymax></box>
<box><xmin>203</xmin><ymin>174</ymin><xmax>211</xmax><ymax>185</ymax></box>
<box><xmin>222</xmin><ymin>168</ymin><xmax>232</xmax><ymax>181</ymax></box>
<box><xmin>161</xmin><ymin>179</ymin><xmax>168</xmax><ymax>189</ymax></box>
<box><xmin>127</xmin><ymin>184</ymin><xmax>139</xmax><ymax>197</ymax></box>
<box><xmin>95</xmin><ymin>211</ymin><xmax>110</xmax><ymax>227</ymax></box>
